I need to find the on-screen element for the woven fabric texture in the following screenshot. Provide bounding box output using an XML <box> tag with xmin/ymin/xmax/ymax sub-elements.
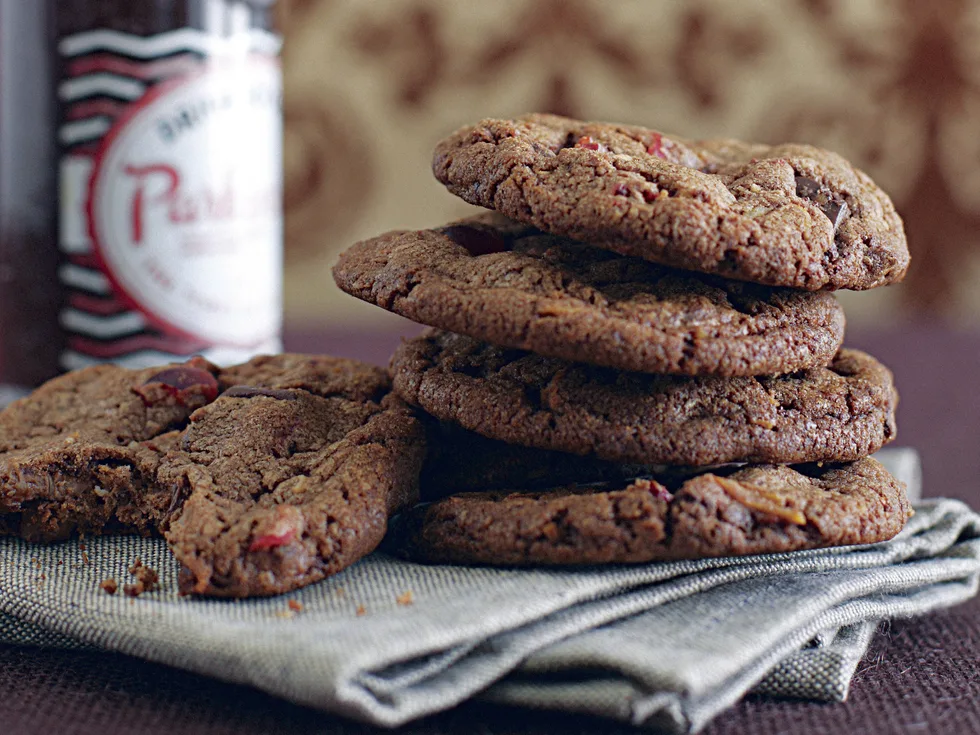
<box><xmin>0</xmin><ymin>448</ymin><xmax>977</xmax><ymax>733</ymax></box>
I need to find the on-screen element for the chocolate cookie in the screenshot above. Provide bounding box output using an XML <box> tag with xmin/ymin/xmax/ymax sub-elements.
<box><xmin>420</xmin><ymin>419</ymin><xmax>652</xmax><ymax>501</ymax></box>
<box><xmin>390</xmin><ymin>330</ymin><xmax>898</xmax><ymax>467</ymax></box>
<box><xmin>399</xmin><ymin>458</ymin><xmax>911</xmax><ymax>565</ymax></box>
<box><xmin>0</xmin><ymin>357</ymin><xmax>221</xmax><ymax>542</ymax></box>
<box><xmin>334</xmin><ymin>213</ymin><xmax>845</xmax><ymax>376</ymax></box>
<box><xmin>0</xmin><ymin>355</ymin><xmax>426</xmax><ymax>598</ymax></box>
<box><xmin>432</xmin><ymin>114</ymin><xmax>909</xmax><ymax>290</ymax></box>
<box><xmin>162</xmin><ymin>355</ymin><xmax>425</xmax><ymax>597</ymax></box>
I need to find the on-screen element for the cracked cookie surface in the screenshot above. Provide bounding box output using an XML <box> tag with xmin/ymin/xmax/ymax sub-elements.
<box><xmin>390</xmin><ymin>330</ymin><xmax>898</xmax><ymax>467</ymax></box>
<box><xmin>398</xmin><ymin>458</ymin><xmax>911</xmax><ymax>565</ymax></box>
<box><xmin>433</xmin><ymin>114</ymin><xmax>909</xmax><ymax>291</ymax></box>
<box><xmin>334</xmin><ymin>213</ymin><xmax>845</xmax><ymax>376</ymax></box>
<box><xmin>0</xmin><ymin>355</ymin><xmax>426</xmax><ymax>598</ymax></box>
<box><xmin>163</xmin><ymin>354</ymin><xmax>425</xmax><ymax>597</ymax></box>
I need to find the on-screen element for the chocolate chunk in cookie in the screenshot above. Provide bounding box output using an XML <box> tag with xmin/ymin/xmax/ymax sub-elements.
<box><xmin>399</xmin><ymin>458</ymin><xmax>911</xmax><ymax>565</ymax></box>
<box><xmin>334</xmin><ymin>213</ymin><xmax>845</xmax><ymax>376</ymax></box>
<box><xmin>433</xmin><ymin>114</ymin><xmax>909</xmax><ymax>290</ymax></box>
<box><xmin>391</xmin><ymin>330</ymin><xmax>898</xmax><ymax>467</ymax></box>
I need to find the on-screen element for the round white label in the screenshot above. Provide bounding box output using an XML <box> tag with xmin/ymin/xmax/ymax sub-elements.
<box><xmin>88</xmin><ymin>57</ymin><xmax>282</xmax><ymax>347</ymax></box>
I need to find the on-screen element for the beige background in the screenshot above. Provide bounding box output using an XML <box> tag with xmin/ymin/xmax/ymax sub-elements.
<box><xmin>278</xmin><ymin>0</ymin><xmax>980</xmax><ymax>330</ymax></box>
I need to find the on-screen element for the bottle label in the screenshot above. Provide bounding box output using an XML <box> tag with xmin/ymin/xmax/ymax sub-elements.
<box><xmin>57</xmin><ymin>29</ymin><xmax>282</xmax><ymax>370</ymax></box>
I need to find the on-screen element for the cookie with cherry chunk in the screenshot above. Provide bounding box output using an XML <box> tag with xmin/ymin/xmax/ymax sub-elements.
<box><xmin>433</xmin><ymin>114</ymin><xmax>909</xmax><ymax>290</ymax></box>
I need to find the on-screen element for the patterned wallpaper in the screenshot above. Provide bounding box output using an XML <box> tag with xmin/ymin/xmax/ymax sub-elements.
<box><xmin>278</xmin><ymin>0</ymin><xmax>980</xmax><ymax>329</ymax></box>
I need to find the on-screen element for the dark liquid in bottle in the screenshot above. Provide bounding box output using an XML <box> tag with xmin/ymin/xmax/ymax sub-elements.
<box><xmin>0</xmin><ymin>2</ymin><xmax>62</xmax><ymax>395</ymax></box>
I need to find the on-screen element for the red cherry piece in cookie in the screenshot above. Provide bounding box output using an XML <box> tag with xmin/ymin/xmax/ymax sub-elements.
<box><xmin>134</xmin><ymin>363</ymin><xmax>219</xmax><ymax>408</ymax></box>
<box><xmin>248</xmin><ymin>529</ymin><xmax>297</xmax><ymax>552</ymax></box>
<box><xmin>646</xmin><ymin>133</ymin><xmax>666</xmax><ymax>159</ymax></box>
<box><xmin>632</xmin><ymin>477</ymin><xmax>673</xmax><ymax>502</ymax></box>
<box><xmin>184</xmin><ymin>355</ymin><xmax>218</xmax><ymax>372</ymax></box>
<box><xmin>442</xmin><ymin>225</ymin><xmax>510</xmax><ymax>256</ymax></box>
<box><xmin>575</xmin><ymin>135</ymin><xmax>601</xmax><ymax>151</ymax></box>
<box><xmin>248</xmin><ymin>507</ymin><xmax>305</xmax><ymax>552</ymax></box>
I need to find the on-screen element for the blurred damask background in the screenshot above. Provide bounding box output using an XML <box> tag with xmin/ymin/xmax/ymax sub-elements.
<box><xmin>277</xmin><ymin>0</ymin><xmax>980</xmax><ymax>331</ymax></box>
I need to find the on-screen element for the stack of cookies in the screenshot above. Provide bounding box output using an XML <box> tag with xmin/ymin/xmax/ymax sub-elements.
<box><xmin>334</xmin><ymin>113</ymin><xmax>913</xmax><ymax>566</ymax></box>
<box><xmin>0</xmin><ymin>114</ymin><xmax>915</xmax><ymax>597</ymax></box>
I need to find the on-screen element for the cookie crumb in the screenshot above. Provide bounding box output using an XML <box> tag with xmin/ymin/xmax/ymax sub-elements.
<box><xmin>356</xmin><ymin>605</ymin><xmax>367</xmax><ymax>617</ymax></box>
<box><xmin>100</xmin><ymin>579</ymin><xmax>118</xmax><ymax>595</ymax></box>
<box><xmin>122</xmin><ymin>558</ymin><xmax>159</xmax><ymax>598</ymax></box>
<box><xmin>396</xmin><ymin>591</ymin><xmax>414</xmax><ymax>606</ymax></box>
<box><xmin>335</xmin><ymin>586</ymin><xmax>346</xmax><ymax>598</ymax></box>
<box><xmin>288</xmin><ymin>599</ymin><xmax>303</xmax><ymax>612</ymax></box>
<box><xmin>274</xmin><ymin>610</ymin><xmax>296</xmax><ymax>620</ymax></box>
<box><xmin>134</xmin><ymin>565</ymin><xmax>159</xmax><ymax>589</ymax></box>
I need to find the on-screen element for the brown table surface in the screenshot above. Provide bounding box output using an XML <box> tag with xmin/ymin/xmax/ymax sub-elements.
<box><xmin>3</xmin><ymin>324</ymin><xmax>979</xmax><ymax>735</ymax></box>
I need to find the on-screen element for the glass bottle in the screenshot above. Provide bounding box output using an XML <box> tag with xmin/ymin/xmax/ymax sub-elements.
<box><xmin>0</xmin><ymin>1</ymin><xmax>60</xmax><ymax>400</ymax></box>
<box><xmin>0</xmin><ymin>0</ymin><xmax>283</xmax><ymax>403</ymax></box>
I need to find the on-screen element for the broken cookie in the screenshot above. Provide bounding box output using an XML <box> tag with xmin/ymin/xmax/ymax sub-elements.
<box><xmin>0</xmin><ymin>354</ymin><xmax>426</xmax><ymax>598</ymax></box>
